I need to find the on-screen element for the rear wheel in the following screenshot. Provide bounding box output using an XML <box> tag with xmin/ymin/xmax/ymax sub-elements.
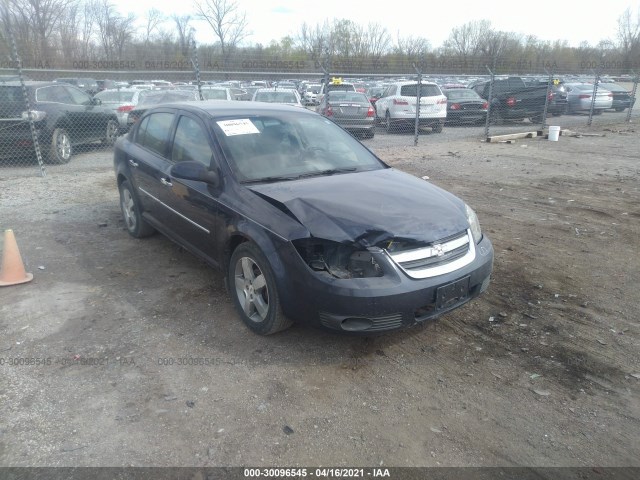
<box><xmin>46</xmin><ymin>128</ymin><xmax>71</xmax><ymax>164</ymax></box>
<box><xmin>102</xmin><ymin>119</ymin><xmax>119</xmax><ymax>146</ymax></box>
<box><xmin>432</xmin><ymin>123</ymin><xmax>443</xmax><ymax>133</ymax></box>
<box><xmin>385</xmin><ymin>111</ymin><xmax>393</xmax><ymax>133</ymax></box>
<box><xmin>228</xmin><ymin>242</ymin><xmax>293</xmax><ymax>335</ymax></box>
<box><xmin>119</xmin><ymin>180</ymin><xmax>155</xmax><ymax>238</ymax></box>
<box><xmin>614</xmin><ymin>107</ymin><xmax>625</xmax><ymax>112</ymax></box>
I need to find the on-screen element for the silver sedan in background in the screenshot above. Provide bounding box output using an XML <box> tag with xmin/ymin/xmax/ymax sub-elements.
<box><xmin>94</xmin><ymin>88</ymin><xmax>149</xmax><ymax>132</ymax></box>
<box><xmin>564</xmin><ymin>83</ymin><xmax>613</xmax><ymax>114</ymax></box>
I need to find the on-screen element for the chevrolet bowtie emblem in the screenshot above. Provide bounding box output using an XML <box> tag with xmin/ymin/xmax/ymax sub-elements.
<box><xmin>433</xmin><ymin>244</ymin><xmax>445</xmax><ymax>257</ymax></box>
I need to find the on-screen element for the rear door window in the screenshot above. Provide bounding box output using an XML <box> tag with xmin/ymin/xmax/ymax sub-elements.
<box><xmin>136</xmin><ymin>112</ymin><xmax>174</xmax><ymax>157</ymax></box>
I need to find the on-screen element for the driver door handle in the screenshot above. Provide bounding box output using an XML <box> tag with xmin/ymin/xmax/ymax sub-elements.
<box><xmin>128</xmin><ymin>159</ymin><xmax>138</xmax><ymax>168</ymax></box>
<box><xmin>160</xmin><ymin>177</ymin><xmax>173</xmax><ymax>187</ymax></box>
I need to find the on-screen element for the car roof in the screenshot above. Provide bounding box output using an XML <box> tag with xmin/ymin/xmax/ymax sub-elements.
<box><xmin>147</xmin><ymin>100</ymin><xmax>316</xmax><ymax>118</ymax></box>
<box><xmin>389</xmin><ymin>80</ymin><xmax>438</xmax><ymax>86</ymax></box>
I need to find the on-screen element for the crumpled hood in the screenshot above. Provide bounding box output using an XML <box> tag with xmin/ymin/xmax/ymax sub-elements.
<box><xmin>248</xmin><ymin>168</ymin><xmax>469</xmax><ymax>246</ymax></box>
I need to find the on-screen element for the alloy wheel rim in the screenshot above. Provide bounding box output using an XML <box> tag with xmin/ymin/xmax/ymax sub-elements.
<box><xmin>122</xmin><ymin>189</ymin><xmax>136</xmax><ymax>231</ymax></box>
<box><xmin>58</xmin><ymin>133</ymin><xmax>71</xmax><ymax>159</ymax></box>
<box><xmin>234</xmin><ymin>256</ymin><xmax>269</xmax><ymax>322</ymax></box>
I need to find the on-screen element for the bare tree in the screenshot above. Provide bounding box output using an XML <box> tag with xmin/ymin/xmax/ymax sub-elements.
<box><xmin>6</xmin><ymin>0</ymin><xmax>75</xmax><ymax>62</ymax></box>
<box><xmin>617</xmin><ymin>7</ymin><xmax>640</xmax><ymax>67</ymax></box>
<box><xmin>193</xmin><ymin>0</ymin><xmax>250</xmax><ymax>62</ymax></box>
<box><xmin>443</xmin><ymin>20</ymin><xmax>489</xmax><ymax>60</ymax></box>
<box><xmin>143</xmin><ymin>8</ymin><xmax>165</xmax><ymax>43</ymax></box>
<box><xmin>90</xmin><ymin>0</ymin><xmax>135</xmax><ymax>59</ymax></box>
<box><xmin>171</xmin><ymin>14</ymin><xmax>192</xmax><ymax>56</ymax></box>
<box><xmin>364</xmin><ymin>23</ymin><xmax>391</xmax><ymax>67</ymax></box>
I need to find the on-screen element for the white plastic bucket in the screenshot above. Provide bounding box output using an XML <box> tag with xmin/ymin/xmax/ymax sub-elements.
<box><xmin>548</xmin><ymin>126</ymin><xmax>561</xmax><ymax>141</ymax></box>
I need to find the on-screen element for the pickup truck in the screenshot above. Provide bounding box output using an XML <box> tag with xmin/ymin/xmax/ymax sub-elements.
<box><xmin>469</xmin><ymin>77</ymin><xmax>550</xmax><ymax>123</ymax></box>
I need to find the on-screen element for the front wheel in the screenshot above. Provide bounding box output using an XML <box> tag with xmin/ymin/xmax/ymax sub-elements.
<box><xmin>46</xmin><ymin>128</ymin><xmax>71</xmax><ymax>164</ymax></box>
<box><xmin>228</xmin><ymin>242</ymin><xmax>292</xmax><ymax>335</ymax></box>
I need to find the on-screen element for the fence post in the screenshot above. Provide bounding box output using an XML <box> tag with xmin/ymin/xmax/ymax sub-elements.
<box><xmin>484</xmin><ymin>66</ymin><xmax>495</xmax><ymax>139</ymax></box>
<box><xmin>541</xmin><ymin>69</ymin><xmax>554</xmax><ymax>129</ymax></box>
<box><xmin>413</xmin><ymin>63</ymin><xmax>422</xmax><ymax>146</ymax></box>
<box><xmin>190</xmin><ymin>36</ymin><xmax>203</xmax><ymax>100</ymax></box>
<box><xmin>587</xmin><ymin>68</ymin><xmax>601</xmax><ymax>127</ymax></box>
<box><xmin>625</xmin><ymin>71</ymin><xmax>638</xmax><ymax>123</ymax></box>
<box><xmin>7</xmin><ymin>18</ymin><xmax>46</xmax><ymax>177</ymax></box>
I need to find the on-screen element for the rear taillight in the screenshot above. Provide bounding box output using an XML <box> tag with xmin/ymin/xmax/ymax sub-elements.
<box><xmin>579</xmin><ymin>94</ymin><xmax>591</xmax><ymax>99</ymax></box>
<box><xmin>506</xmin><ymin>97</ymin><xmax>517</xmax><ymax>107</ymax></box>
<box><xmin>482</xmin><ymin>102</ymin><xmax>489</xmax><ymax>109</ymax></box>
<box><xmin>437</xmin><ymin>98</ymin><xmax>447</xmax><ymax>104</ymax></box>
<box><xmin>548</xmin><ymin>92</ymin><xmax>554</xmax><ymax>100</ymax></box>
<box><xmin>367</xmin><ymin>106</ymin><xmax>375</xmax><ymax>117</ymax></box>
<box><xmin>117</xmin><ymin>105</ymin><xmax>134</xmax><ymax>113</ymax></box>
<box><xmin>607</xmin><ymin>93</ymin><xmax>613</xmax><ymax>97</ymax></box>
<box><xmin>450</xmin><ymin>103</ymin><xmax>461</xmax><ymax>110</ymax></box>
<box><xmin>324</xmin><ymin>106</ymin><xmax>333</xmax><ymax>116</ymax></box>
<box><xmin>393</xmin><ymin>99</ymin><xmax>409</xmax><ymax>105</ymax></box>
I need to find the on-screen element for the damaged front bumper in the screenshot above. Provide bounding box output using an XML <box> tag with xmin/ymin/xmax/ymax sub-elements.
<box><xmin>278</xmin><ymin>234</ymin><xmax>494</xmax><ymax>334</ymax></box>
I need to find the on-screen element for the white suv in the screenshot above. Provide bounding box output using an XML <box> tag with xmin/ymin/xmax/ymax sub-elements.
<box><xmin>374</xmin><ymin>81</ymin><xmax>447</xmax><ymax>133</ymax></box>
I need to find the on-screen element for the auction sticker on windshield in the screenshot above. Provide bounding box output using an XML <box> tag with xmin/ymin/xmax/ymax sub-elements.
<box><xmin>217</xmin><ymin>119</ymin><xmax>260</xmax><ymax>136</ymax></box>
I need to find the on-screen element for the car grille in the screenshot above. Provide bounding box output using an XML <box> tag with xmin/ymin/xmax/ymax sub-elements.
<box><xmin>387</xmin><ymin>230</ymin><xmax>476</xmax><ymax>279</ymax></box>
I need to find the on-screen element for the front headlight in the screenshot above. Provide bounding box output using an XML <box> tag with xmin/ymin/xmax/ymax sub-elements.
<box><xmin>293</xmin><ymin>238</ymin><xmax>384</xmax><ymax>279</ymax></box>
<box><xmin>21</xmin><ymin>110</ymin><xmax>47</xmax><ymax>122</ymax></box>
<box><xmin>465</xmin><ymin>204</ymin><xmax>482</xmax><ymax>243</ymax></box>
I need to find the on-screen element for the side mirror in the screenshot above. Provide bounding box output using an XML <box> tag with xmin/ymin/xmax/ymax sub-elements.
<box><xmin>170</xmin><ymin>161</ymin><xmax>220</xmax><ymax>187</ymax></box>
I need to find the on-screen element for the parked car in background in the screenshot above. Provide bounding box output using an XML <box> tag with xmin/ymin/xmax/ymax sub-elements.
<box><xmin>469</xmin><ymin>77</ymin><xmax>550</xmax><ymax>123</ymax></box>
<box><xmin>96</xmin><ymin>79</ymin><xmax>119</xmax><ymax>92</ymax></box>
<box><xmin>113</xmin><ymin>101</ymin><xmax>493</xmax><ymax>335</ymax></box>
<box><xmin>199</xmin><ymin>86</ymin><xmax>236</xmax><ymax>101</ymax></box>
<box><xmin>126</xmin><ymin>90</ymin><xmax>201</xmax><ymax>128</ymax></box>
<box><xmin>302</xmin><ymin>84</ymin><xmax>322</xmax><ymax>105</ymax></box>
<box><xmin>54</xmin><ymin>77</ymin><xmax>99</xmax><ymax>96</ymax></box>
<box><xmin>564</xmin><ymin>83</ymin><xmax>613</xmax><ymax>114</ymax></box>
<box><xmin>598</xmin><ymin>82</ymin><xmax>635</xmax><ymax>111</ymax></box>
<box><xmin>374</xmin><ymin>81</ymin><xmax>447</xmax><ymax>133</ymax></box>
<box><xmin>0</xmin><ymin>81</ymin><xmax>119</xmax><ymax>164</ymax></box>
<box><xmin>317</xmin><ymin>91</ymin><xmax>376</xmax><ymax>139</ymax></box>
<box><xmin>366</xmin><ymin>86</ymin><xmax>386</xmax><ymax>105</ymax></box>
<box><xmin>442</xmin><ymin>88</ymin><xmax>488</xmax><ymax>125</ymax></box>
<box><xmin>252</xmin><ymin>88</ymin><xmax>303</xmax><ymax>107</ymax></box>
<box><xmin>94</xmin><ymin>88</ymin><xmax>149</xmax><ymax>133</ymax></box>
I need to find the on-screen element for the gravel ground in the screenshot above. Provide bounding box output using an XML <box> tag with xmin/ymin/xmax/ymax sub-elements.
<box><xmin>0</xmin><ymin>118</ymin><xmax>639</xmax><ymax>469</ymax></box>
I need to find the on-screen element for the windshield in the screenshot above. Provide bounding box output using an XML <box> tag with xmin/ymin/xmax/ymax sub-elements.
<box><xmin>138</xmin><ymin>91</ymin><xmax>196</xmax><ymax>105</ymax></box>
<box><xmin>254</xmin><ymin>91</ymin><xmax>298</xmax><ymax>103</ymax></box>
<box><xmin>445</xmin><ymin>89</ymin><xmax>481</xmax><ymax>100</ymax></box>
<box><xmin>212</xmin><ymin>114</ymin><xmax>385</xmax><ymax>183</ymax></box>
<box><xmin>201</xmin><ymin>89</ymin><xmax>228</xmax><ymax>100</ymax></box>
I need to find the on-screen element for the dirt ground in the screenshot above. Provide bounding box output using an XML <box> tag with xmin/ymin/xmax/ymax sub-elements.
<box><xmin>0</xmin><ymin>121</ymin><xmax>639</xmax><ymax>469</ymax></box>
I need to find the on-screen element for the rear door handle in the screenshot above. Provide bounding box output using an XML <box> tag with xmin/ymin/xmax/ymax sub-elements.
<box><xmin>128</xmin><ymin>159</ymin><xmax>138</xmax><ymax>168</ymax></box>
<box><xmin>160</xmin><ymin>177</ymin><xmax>173</xmax><ymax>187</ymax></box>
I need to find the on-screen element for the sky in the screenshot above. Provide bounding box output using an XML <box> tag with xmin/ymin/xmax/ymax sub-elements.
<box><xmin>119</xmin><ymin>0</ymin><xmax>636</xmax><ymax>49</ymax></box>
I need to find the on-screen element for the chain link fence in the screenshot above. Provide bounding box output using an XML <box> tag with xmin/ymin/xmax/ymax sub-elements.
<box><xmin>1</xmin><ymin>38</ymin><xmax>638</xmax><ymax>176</ymax></box>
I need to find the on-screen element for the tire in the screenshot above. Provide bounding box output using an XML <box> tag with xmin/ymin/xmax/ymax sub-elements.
<box><xmin>385</xmin><ymin>111</ymin><xmax>393</xmax><ymax>133</ymax></box>
<box><xmin>614</xmin><ymin>107</ymin><xmax>625</xmax><ymax>112</ymax></box>
<box><xmin>46</xmin><ymin>128</ymin><xmax>71</xmax><ymax>164</ymax></box>
<box><xmin>228</xmin><ymin>242</ymin><xmax>293</xmax><ymax>335</ymax></box>
<box><xmin>432</xmin><ymin>123</ymin><xmax>443</xmax><ymax>133</ymax></box>
<box><xmin>530</xmin><ymin>115</ymin><xmax>543</xmax><ymax>124</ymax></box>
<box><xmin>119</xmin><ymin>180</ymin><xmax>155</xmax><ymax>238</ymax></box>
<box><xmin>102</xmin><ymin>119</ymin><xmax>119</xmax><ymax>146</ymax></box>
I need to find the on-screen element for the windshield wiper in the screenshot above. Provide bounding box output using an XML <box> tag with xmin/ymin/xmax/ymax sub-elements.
<box><xmin>295</xmin><ymin>167</ymin><xmax>358</xmax><ymax>179</ymax></box>
<box><xmin>241</xmin><ymin>175</ymin><xmax>299</xmax><ymax>184</ymax></box>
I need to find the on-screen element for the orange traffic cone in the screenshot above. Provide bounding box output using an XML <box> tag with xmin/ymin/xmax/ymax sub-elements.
<box><xmin>0</xmin><ymin>229</ymin><xmax>34</xmax><ymax>286</ymax></box>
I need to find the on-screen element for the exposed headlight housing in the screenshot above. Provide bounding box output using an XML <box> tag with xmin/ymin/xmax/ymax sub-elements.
<box><xmin>293</xmin><ymin>238</ymin><xmax>384</xmax><ymax>279</ymax></box>
<box><xmin>465</xmin><ymin>204</ymin><xmax>482</xmax><ymax>244</ymax></box>
<box><xmin>21</xmin><ymin>110</ymin><xmax>47</xmax><ymax>122</ymax></box>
